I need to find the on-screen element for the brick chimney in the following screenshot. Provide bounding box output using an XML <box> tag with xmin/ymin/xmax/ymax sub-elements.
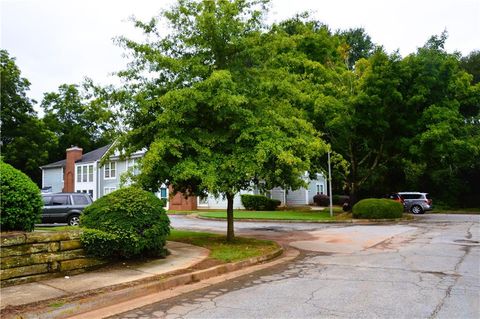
<box><xmin>63</xmin><ymin>146</ymin><xmax>83</xmax><ymax>192</ymax></box>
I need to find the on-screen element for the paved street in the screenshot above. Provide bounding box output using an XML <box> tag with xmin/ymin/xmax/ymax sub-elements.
<box><xmin>110</xmin><ymin>214</ymin><xmax>479</xmax><ymax>319</ymax></box>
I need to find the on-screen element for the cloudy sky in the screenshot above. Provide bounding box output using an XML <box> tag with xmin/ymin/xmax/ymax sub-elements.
<box><xmin>1</xmin><ymin>0</ymin><xmax>479</xmax><ymax>110</ymax></box>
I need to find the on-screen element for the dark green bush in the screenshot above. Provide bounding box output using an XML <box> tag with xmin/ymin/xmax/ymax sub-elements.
<box><xmin>352</xmin><ymin>198</ymin><xmax>403</xmax><ymax>219</ymax></box>
<box><xmin>80</xmin><ymin>187</ymin><xmax>170</xmax><ymax>259</ymax></box>
<box><xmin>241</xmin><ymin>194</ymin><xmax>281</xmax><ymax>211</ymax></box>
<box><xmin>313</xmin><ymin>194</ymin><xmax>330</xmax><ymax>206</ymax></box>
<box><xmin>332</xmin><ymin>195</ymin><xmax>350</xmax><ymax>205</ymax></box>
<box><xmin>0</xmin><ymin>161</ymin><xmax>42</xmax><ymax>232</ymax></box>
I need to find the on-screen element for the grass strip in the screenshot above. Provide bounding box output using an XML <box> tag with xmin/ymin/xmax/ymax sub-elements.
<box><xmin>167</xmin><ymin>229</ymin><xmax>279</xmax><ymax>263</ymax></box>
<box><xmin>198</xmin><ymin>210</ymin><xmax>339</xmax><ymax>221</ymax></box>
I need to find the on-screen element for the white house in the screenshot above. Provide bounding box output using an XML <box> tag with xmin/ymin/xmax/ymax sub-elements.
<box><xmin>41</xmin><ymin>145</ymin><xmax>327</xmax><ymax>210</ymax></box>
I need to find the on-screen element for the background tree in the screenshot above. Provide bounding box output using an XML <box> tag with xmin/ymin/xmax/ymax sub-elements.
<box><xmin>0</xmin><ymin>50</ymin><xmax>57</xmax><ymax>183</ymax></box>
<box><xmin>113</xmin><ymin>0</ymin><xmax>326</xmax><ymax>241</ymax></box>
<box><xmin>338</xmin><ymin>28</ymin><xmax>376</xmax><ymax>69</ymax></box>
<box><xmin>41</xmin><ymin>83</ymin><xmax>117</xmax><ymax>162</ymax></box>
<box><xmin>460</xmin><ymin>50</ymin><xmax>480</xmax><ymax>84</ymax></box>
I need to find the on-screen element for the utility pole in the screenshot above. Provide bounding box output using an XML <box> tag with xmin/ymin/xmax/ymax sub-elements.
<box><xmin>328</xmin><ymin>151</ymin><xmax>333</xmax><ymax>217</ymax></box>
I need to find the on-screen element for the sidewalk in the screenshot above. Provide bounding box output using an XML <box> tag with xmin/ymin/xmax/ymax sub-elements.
<box><xmin>1</xmin><ymin>241</ymin><xmax>209</xmax><ymax>311</ymax></box>
<box><xmin>1</xmin><ymin>240</ymin><xmax>284</xmax><ymax>319</ymax></box>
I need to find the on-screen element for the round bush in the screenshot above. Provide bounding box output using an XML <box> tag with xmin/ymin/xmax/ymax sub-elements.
<box><xmin>80</xmin><ymin>187</ymin><xmax>170</xmax><ymax>259</ymax></box>
<box><xmin>352</xmin><ymin>198</ymin><xmax>403</xmax><ymax>219</ymax></box>
<box><xmin>313</xmin><ymin>194</ymin><xmax>330</xmax><ymax>206</ymax></box>
<box><xmin>0</xmin><ymin>161</ymin><xmax>42</xmax><ymax>232</ymax></box>
<box><xmin>241</xmin><ymin>194</ymin><xmax>281</xmax><ymax>211</ymax></box>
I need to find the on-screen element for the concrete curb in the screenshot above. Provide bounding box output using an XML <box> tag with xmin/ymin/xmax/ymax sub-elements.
<box><xmin>3</xmin><ymin>247</ymin><xmax>284</xmax><ymax>319</ymax></box>
<box><xmin>195</xmin><ymin>215</ymin><xmax>415</xmax><ymax>224</ymax></box>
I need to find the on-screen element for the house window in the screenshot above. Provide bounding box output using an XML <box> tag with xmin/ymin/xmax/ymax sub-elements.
<box><xmin>160</xmin><ymin>187</ymin><xmax>167</xmax><ymax>200</ymax></box>
<box><xmin>104</xmin><ymin>187</ymin><xmax>116</xmax><ymax>195</ymax></box>
<box><xmin>316</xmin><ymin>184</ymin><xmax>324</xmax><ymax>194</ymax></box>
<box><xmin>77</xmin><ymin>165</ymin><xmax>94</xmax><ymax>183</ymax></box>
<box><xmin>104</xmin><ymin>162</ymin><xmax>116</xmax><ymax>179</ymax></box>
<box><xmin>127</xmin><ymin>158</ymin><xmax>140</xmax><ymax>176</ymax></box>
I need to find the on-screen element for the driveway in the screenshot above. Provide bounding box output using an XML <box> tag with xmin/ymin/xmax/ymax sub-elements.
<box><xmin>111</xmin><ymin>214</ymin><xmax>479</xmax><ymax>318</ymax></box>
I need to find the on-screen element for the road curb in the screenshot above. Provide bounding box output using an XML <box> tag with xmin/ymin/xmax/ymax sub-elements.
<box><xmin>2</xmin><ymin>246</ymin><xmax>284</xmax><ymax>319</ymax></box>
<box><xmin>195</xmin><ymin>215</ymin><xmax>414</xmax><ymax>224</ymax></box>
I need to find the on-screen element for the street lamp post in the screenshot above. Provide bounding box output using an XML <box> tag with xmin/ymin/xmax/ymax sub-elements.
<box><xmin>328</xmin><ymin>151</ymin><xmax>333</xmax><ymax>217</ymax></box>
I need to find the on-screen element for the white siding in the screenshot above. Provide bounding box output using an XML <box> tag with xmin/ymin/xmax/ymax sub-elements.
<box><xmin>42</xmin><ymin>167</ymin><xmax>64</xmax><ymax>193</ymax></box>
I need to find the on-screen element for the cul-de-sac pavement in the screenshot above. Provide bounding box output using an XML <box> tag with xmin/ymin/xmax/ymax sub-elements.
<box><xmin>108</xmin><ymin>214</ymin><xmax>479</xmax><ymax>319</ymax></box>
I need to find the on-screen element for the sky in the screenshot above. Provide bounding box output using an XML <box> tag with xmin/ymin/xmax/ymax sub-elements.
<box><xmin>1</xmin><ymin>0</ymin><xmax>479</xmax><ymax>112</ymax></box>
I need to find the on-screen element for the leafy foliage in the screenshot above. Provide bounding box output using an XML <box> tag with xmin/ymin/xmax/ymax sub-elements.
<box><xmin>41</xmin><ymin>83</ymin><xmax>117</xmax><ymax>164</ymax></box>
<box><xmin>80</xmin><ymin>187</ymin><xmax>170</xmax><ymax>258</ymax></box>
<box><xmin>0</xmin><ymin>161</ymin><xmax>43</xmax><ymax>232</ymax></box>
<box><xmin>110</xmin><ymin>0</ymin><xmax>327</xmax><ymax>240</ymax></box>
<box><xmin>0</xmin><ymin>50</ymin><xmax>57</xmax><ymax>184</ymax></box>
<box><xmin>352</xmin><ymin>198</ymin><xmax>403</xmax><ymax>219</ymax></box>
<box><xmin>240</xmin><ymin>194</ymin><xmax>281</xmax><ymax>211</ymax></box>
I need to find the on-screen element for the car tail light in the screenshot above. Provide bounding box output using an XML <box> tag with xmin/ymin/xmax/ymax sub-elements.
<box><xmin>426</xmin><ymin>199</ymin><xmax>432</xmax><ymax>205</ymax></box>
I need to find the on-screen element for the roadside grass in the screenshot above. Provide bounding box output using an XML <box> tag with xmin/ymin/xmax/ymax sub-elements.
<box><xmin>35</xmin><ymin>226</ymin><xmax>80</xmax><ymax>232</ymax></box>
<box><xmin>197</xmin><ymin>209</ymin><xmax>342</xmax><ymax>221</ymax></box>
<box><xmin>167</xmin><ymin>229</ymin><xmax>280</xmax><ymax>263</ymax></box>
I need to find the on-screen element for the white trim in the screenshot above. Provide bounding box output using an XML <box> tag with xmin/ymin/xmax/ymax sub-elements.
<box><xmin>305</xmin><ymin>188</ymin><xmax>309</xmax><ymax>204</ymax></box>
<box><xmin>41</xmin><ymin>169</ymin><xmax>45</xmax><ymax>188</ymax></box>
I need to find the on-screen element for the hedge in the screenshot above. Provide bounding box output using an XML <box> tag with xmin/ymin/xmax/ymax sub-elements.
<box><xmin>80</xmin><ymin>187</ymin><xmax>170</xmax><ymax>258</ymax></box>
<box><xmin>352</xmin><ymin>198</ymin><xmax>403</xmax><ymax>219</ymax></box>
<box><xmin>0</xmin><ymin>161</ymin><xmax>42</xmax><ymax>232</ymax></box>
<box><xmin>241</xmin><ymin>194</ymin><xmax>281</xmax><ymax>211</ymax></box>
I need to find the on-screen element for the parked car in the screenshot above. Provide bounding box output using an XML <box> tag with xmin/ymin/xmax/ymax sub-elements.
<box><xmin>397</xmin><ymin>192</ymin><xmax>432</xmax><ymax>214</ymax></box>
<box><xmin>41</xmin><ymin>193</ymin><xmax>93</xmax><ymax>226</ymax></box>
<box><xmin>385</xmin><ymin>193</ymin><xmax>405</xmax><ymax>204</ymax></box>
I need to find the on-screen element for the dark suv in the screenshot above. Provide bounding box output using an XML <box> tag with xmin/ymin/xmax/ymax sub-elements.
<box><xmin>42</xmin><ymin>193</ymin><xmax>92</xmax><ymax>226</ymax></box>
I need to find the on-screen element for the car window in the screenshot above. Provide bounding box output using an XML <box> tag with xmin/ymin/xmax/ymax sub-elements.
<box><xmin>42</xmin><ymin>196</ymin><xmax>52</xmax><ymax>205</ymax></box>
<box><xmin>72</xmin><ymin>195</ymin><xmax>90</xmax><ymax>205</ymax></box>
<box><xmin>401</xmin><ymin>194</ymin><xmax>421</xmax><ymax>199</ymax></box>
<box><xmin>426</xmin><ymin>193</ymin><xmax>431</xmax><ymax>199</ymax></box>
<box><xmin>51</xmin><ymin>195</ymin><xmax>70</xmax><ymax>206</ymax></box>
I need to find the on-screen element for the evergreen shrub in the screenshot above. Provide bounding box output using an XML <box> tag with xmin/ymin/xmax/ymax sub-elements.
<box><xmin>0</xmin><ymin>161</ymin><xmax>42</xmax><ymax>232</ymax></box>
<box><xmin>80</xmin><ymin>187</ymin><xmax>170</xmax><ymax>258</ymax></box>
<box><xmin>352</xmin><ymin>198</ymin><xmax>403</xmax><ymax>219</ymax></box>
<box><xmin>313</xmin><ymin>194</ymin><xmax>330</xmax><ymax>206</ymax></box>
<box><xmin>332</xmin><ymin>195</ymin><xmax>350</xmax><ymax>205</ymax></box>
<box><xmin>241</xmin><ymin>194</ymin><xmax>281</xmax><ymax>211</ymax></box>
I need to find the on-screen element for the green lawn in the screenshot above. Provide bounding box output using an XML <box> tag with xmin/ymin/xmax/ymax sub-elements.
<box><xmin>198</xmin><ymin>210</ymin><xmax>341</xmax><ymax>221</ymax></box>
<box><xmin>167</xmin><ymin>229</ymin><xmax>279</xmax><ymax>263</ymax></box>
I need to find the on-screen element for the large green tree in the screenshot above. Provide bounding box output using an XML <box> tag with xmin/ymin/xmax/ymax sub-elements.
<box><xmin>113</xmin><ymin>0</ymin><xmax>326</xmax><ymax>240</ymax></box>
<box><xmin>0</xmin><ymin>50</ymin><xmax>57</xmax><ymax>183</ymax></box>
<box><xmin>41</xmin><ymin>83</ymin><xmax>117</xmax><ymax>162</ymax></box>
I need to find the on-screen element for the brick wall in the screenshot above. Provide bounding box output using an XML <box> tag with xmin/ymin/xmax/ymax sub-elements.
<box><xmin>0</xmin><ymin>231</ymin><xmax>107</xmax><ymax>287</ymax></box>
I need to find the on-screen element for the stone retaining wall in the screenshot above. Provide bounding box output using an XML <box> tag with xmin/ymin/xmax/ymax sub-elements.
<box><xmin>0</xmin><ymin>231</ymin><xmax>107</xmax><ymax>287</ymax></box>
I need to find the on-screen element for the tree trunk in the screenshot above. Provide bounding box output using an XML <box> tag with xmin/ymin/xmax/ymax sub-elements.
<box><xmin>226</xmin><ymin>192</ymin><xmax>235</xmax><ymax>242</ymax></box>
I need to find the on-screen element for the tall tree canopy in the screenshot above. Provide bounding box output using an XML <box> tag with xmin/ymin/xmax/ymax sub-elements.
<box><xmin>113</xmin><ymin>0</ymin><xmax>326</xmax><ymax>240</ymax></box>
<box><xmin>41</xmin><ymin>83</ymin><xmax>118</xmax><ymax>163</ymax></box>
<box><xmin>0</xmin><ymin>50</ymin><xmax>57</xmax><ymax>183</ymax></box>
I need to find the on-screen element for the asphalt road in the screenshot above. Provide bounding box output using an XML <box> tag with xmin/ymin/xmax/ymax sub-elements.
<box><xmin>110</xmin><ymin>214</ymin><xmax>479</xmax><ymax>319</ymax></box>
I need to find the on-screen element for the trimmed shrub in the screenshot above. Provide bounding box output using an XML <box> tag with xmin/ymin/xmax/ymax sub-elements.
<box><xmin>313</xmin><ymin>194</ymin><xmax>330</xmax><ymax>206</ymax></box>
<box><xmin>241</xmin><ymin>194</ymin><xmax>281</xmax><ymax>211</ymax></box>
<box><xmin>0</xmin><ymin>161</ymin><xmax>42</xmax><ymax>232</ymax></box>
<box><xmin>80</xmin><ymin>187</ymin><xmax>170</xmax><ymax>259</ymax></box>
<box><xmin>332</xmin><ymin>195</ymin><xmax>350</xmax><ymax>205</ymax></box>
<box><xmin>352</xmin><ymin>198</ymin><xmax>403</xmax><ymax>219</ymax></box>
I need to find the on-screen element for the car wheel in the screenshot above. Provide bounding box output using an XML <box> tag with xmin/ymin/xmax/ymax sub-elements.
<box><xmin>68</xmin><ymin>215</ymin><xmax>80</xmax><ymax>226</ymax></box>
<box><xmin>411</xmin><ymin>205</ymin><xmax>424</xmax><ymax>215</ymax></box>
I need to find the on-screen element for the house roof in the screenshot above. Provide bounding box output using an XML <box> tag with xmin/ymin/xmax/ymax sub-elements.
<box><xmin>40</xmin><ymin>144</ymin><xmax>112</xmax><ymax>169</ymax></box>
